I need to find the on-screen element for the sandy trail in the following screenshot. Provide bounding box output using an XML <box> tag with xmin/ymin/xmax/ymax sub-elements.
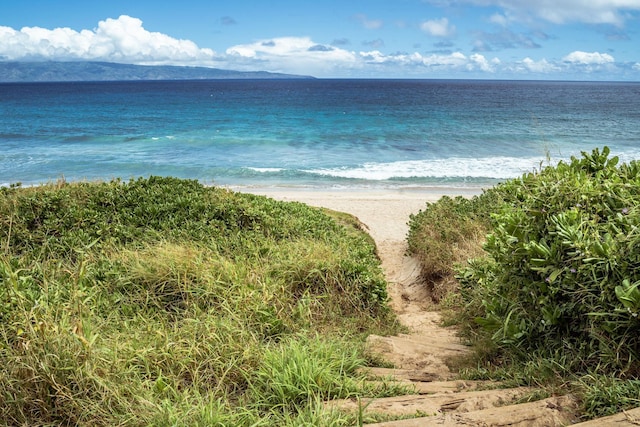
<box><xmin>240</xmin><ymin>188</ymin><xmax>472</xmax><ymax>373</ymax></box>
<box><xmin>241</xmin><ymin>189</ymin><xmax>438</xmax><ymax>310</ymax></box>
<box><xmin>241</xmin><ymin>188</ymin><xmax>585</xmax><ymax>426</ymax></box>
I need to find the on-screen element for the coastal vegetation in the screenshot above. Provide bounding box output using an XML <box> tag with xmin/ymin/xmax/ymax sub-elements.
<box><xmin>408</xmin><ymin>147</ymin><xmax>640</xmax><ymax>419</ymax></box>
<box><xmin>6</xmin><ymin>146</ymin><xmax>640</xmax><ymax>424</ymax></box>
<box><xmin>0</xmin><ymin>177</ymin><xmax>405</xmax><ymax>426</ymax></box>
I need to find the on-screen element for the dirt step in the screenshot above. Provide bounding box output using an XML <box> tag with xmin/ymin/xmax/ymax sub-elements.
<box><xmin>368</xmin><ymin>368</ymin><xmax>488</xmax><ymax>394</ymax></box>
<box><xmin>367</xmin><ymin>333</ymin><xmax>470</xmax><ymax>354</ymax></box>
<box><xmin>363</xmin><ymin>395</ymin><xmax>578</xmax><ymax>427</ymax></box>
<box><xmin>362</xmin><ymin>367</ymin><xmax>448</xmax><ymax>383</ymax></box>
<box><xmin>328</xmin><ymin>387</ymin><xmax>536</xmax><ymax>418</ymax></box>
<box><xmin>409</xmin><ymin>380</ymin><xmax>495</xmax><ymax>395</ymax></box>
<box><xmin>570</xmin><ymin>406</ymin><xmax>640</xmax><ymax>426</ymax></box>
<box><xmin>366</xmin><ymin>334</ymin><xmax>469</xmax><ymax>378</ymax></box>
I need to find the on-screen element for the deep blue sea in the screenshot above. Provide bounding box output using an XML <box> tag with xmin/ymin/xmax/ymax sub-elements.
<box><xmin>1</xmin><ymin>79</ymin><xmax>639</xmax><ymax>190</ymax></box>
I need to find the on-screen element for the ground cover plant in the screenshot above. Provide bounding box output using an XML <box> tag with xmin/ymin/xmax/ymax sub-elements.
<box><xmin>0</xmin><ymin>177</ymin><xmax>404</xmax><ymax>426</ymax></box>
<box><xmin>408</xmin><ymin>147</ymin><xmax>640</xmax><ymax>418</ymax></box>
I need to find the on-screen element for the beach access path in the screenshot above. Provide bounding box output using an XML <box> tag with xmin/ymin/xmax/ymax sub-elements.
<box><xmin>239</xmin><ymin>188</ymin><xmax>639</xmax><ymax>426</ymax></box>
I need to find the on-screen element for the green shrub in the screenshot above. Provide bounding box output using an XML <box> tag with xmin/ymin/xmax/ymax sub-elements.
<box><xmin>458</xmin><ymin>147</ymin><xmax>640</xmax><ymax>374</ymax></box>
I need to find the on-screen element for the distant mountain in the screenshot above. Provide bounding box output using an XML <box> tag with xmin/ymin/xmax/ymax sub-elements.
<box><xmin>0</xmin><ymin>61</ymin><xmax>314</xmax><ymax>82</ymax></box>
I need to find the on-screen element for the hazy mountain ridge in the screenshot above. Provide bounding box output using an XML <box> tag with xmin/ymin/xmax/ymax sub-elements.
<box><xmin>0</xmin><ymin>61</ymin><xmax>314</xmax><ymax>82</ymax></box>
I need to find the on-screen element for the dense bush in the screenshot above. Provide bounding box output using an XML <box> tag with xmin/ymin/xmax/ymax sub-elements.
<box><xmin>0</xmin><ymin>177</ymin><xmax>400</xmax><ymax>426</ymax></box>
<box><xmin>458</xmin><ymin>147</ymin><xmax>640</xmax><ymax>374</ymax></box>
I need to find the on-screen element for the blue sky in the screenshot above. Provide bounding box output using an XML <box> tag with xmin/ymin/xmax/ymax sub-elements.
<box><xmin>1</xmin><ymin>0</ymin><xmax>639</xmax><ymax>80</ymax></box>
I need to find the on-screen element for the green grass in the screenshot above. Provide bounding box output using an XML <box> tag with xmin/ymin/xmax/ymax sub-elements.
<box><xmin>0</xmin><ymin>177</ymin><xmax>404</xmax><ymax>426</ymax></box>
<box><xmin>406</xmin><ymin>191</ymin><xmax>501</xmax><ymax>302</ymax></box>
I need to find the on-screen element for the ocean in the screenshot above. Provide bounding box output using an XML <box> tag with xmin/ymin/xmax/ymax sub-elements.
<box><xmin>1</xmin><ymin>79</ymin><xmax>639</xmax><ymax>190</ymax></box>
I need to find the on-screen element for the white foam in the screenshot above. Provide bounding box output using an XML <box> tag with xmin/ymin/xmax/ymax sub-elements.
<box><xmin>303</xmin><ymin>156</ymin><xmax>555</xmax><ymax>181</ymax></box>
<box><xmin>247</xmin><ymin>167</ymin><xmax>285</xmax><ymax>173</ymax></box>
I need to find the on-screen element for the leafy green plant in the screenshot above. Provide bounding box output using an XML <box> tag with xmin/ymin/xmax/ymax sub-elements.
<box><xmin>458</xmin><ymin>147</ymin><xmax>640</xmax><ymax>374</ymax></box>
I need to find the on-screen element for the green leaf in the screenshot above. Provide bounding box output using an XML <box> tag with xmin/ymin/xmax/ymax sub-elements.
<box><xmin>548</xmin><ymin>269</ymin><xmax>562</xmax><ymax>283</ymax></box>
<box><xmin>615</xmin><ymin>279</ymin><xmax>640</xmax><ymax>311</ymax></box>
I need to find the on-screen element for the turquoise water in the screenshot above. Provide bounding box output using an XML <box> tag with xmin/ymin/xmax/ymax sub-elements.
<box><xmin>1</xmin><ymin>79</ymin><xmax>639</xmax><ymax>189</ymax></box>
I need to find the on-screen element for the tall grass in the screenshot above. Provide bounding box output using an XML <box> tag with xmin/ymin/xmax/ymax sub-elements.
<box><xmin>407</xmin><ymin>192</ymin><xmax>500</xmax><ymax>302</ymax></box>
<box><xmin>0</xmin><ymin>177</ymin><xmax>403</xmax><ymax>426</ymax></box>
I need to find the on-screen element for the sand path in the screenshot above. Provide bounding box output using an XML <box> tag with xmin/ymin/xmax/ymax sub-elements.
<box><xmin>247</xmin><ymin>189</ymin><xmax>439</xmax><ymax>312</ymax></box>
<box><xmin>240</xmin><ymin>188</ymin><xmax>602</xmax><ymax>426</ymax></box>
<box><xmin>248</xmin><ymin>190</ymin><xmax>467</xmax><ymax>373</ymax></box>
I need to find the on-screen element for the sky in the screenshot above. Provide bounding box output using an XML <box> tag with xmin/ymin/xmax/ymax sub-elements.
<box><xmin>0</xmin><ymin>0</ymin><xmax>639</xmax><ymax>80</ymax></box>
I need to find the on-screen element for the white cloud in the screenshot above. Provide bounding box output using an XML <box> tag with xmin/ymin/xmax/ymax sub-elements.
<box><xmin>563</xmin><ymin>51</ymin><xmax>615</xmax><ymax>64</ymax></box>
<box><xmin>358</xmin><ymin>50</ymin><xmax>388</xmax><ymax>63</ymax></box>
<box><xmin>519</xmin><ymin>57</ymin><xmax>560</xmax><ymax>73</ymax></box>
<box><xmin>420</xmin><ymin>18</ymin><xmax>456</xmax><ymax>37</ymax></box>
<box><xmin>489</xmin><ymin>13</ymin><xmax>510</xmax><ymax>26</ymax></box>
<box><xmin>226</xmin><ymin>36</ymin><xmax>505</xmax><ymax>77</ymax></box>
<box><xmin>354</xmin><ymin>14</ymin><xmax>383</xmax><ymax>30</ymax></box>
<box><xmin>423</xmin><ymin>51</ymin><xmax>464</xmax><ymax>66</ymax></box>
<box><xmin>435</xmin><ymin>0</ymin><xmax>640</xmax><ymax>26</ymax></box>
<box><xmin>360</xmin><ymin>50</ymin><xmax>500</xmax><ymax>73</ymax></box>
<box><xmin>503</xmin><ymin>53</ymin><xmax>622</xmax><ymax>76</ymax></box>
<box><xmin>226</xmin><ymin>37</ymin><xmax>358</xmax><ymax>76</ymax></box>
<box><xmin>470</xmin><ymin>53</ymin><xmax>498</xmax><ymax>72</ymax></box>
<box><xmin>0</xmin><ymin>15</ymin><xmax>215</xmax><ymax>64</ymax></box>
